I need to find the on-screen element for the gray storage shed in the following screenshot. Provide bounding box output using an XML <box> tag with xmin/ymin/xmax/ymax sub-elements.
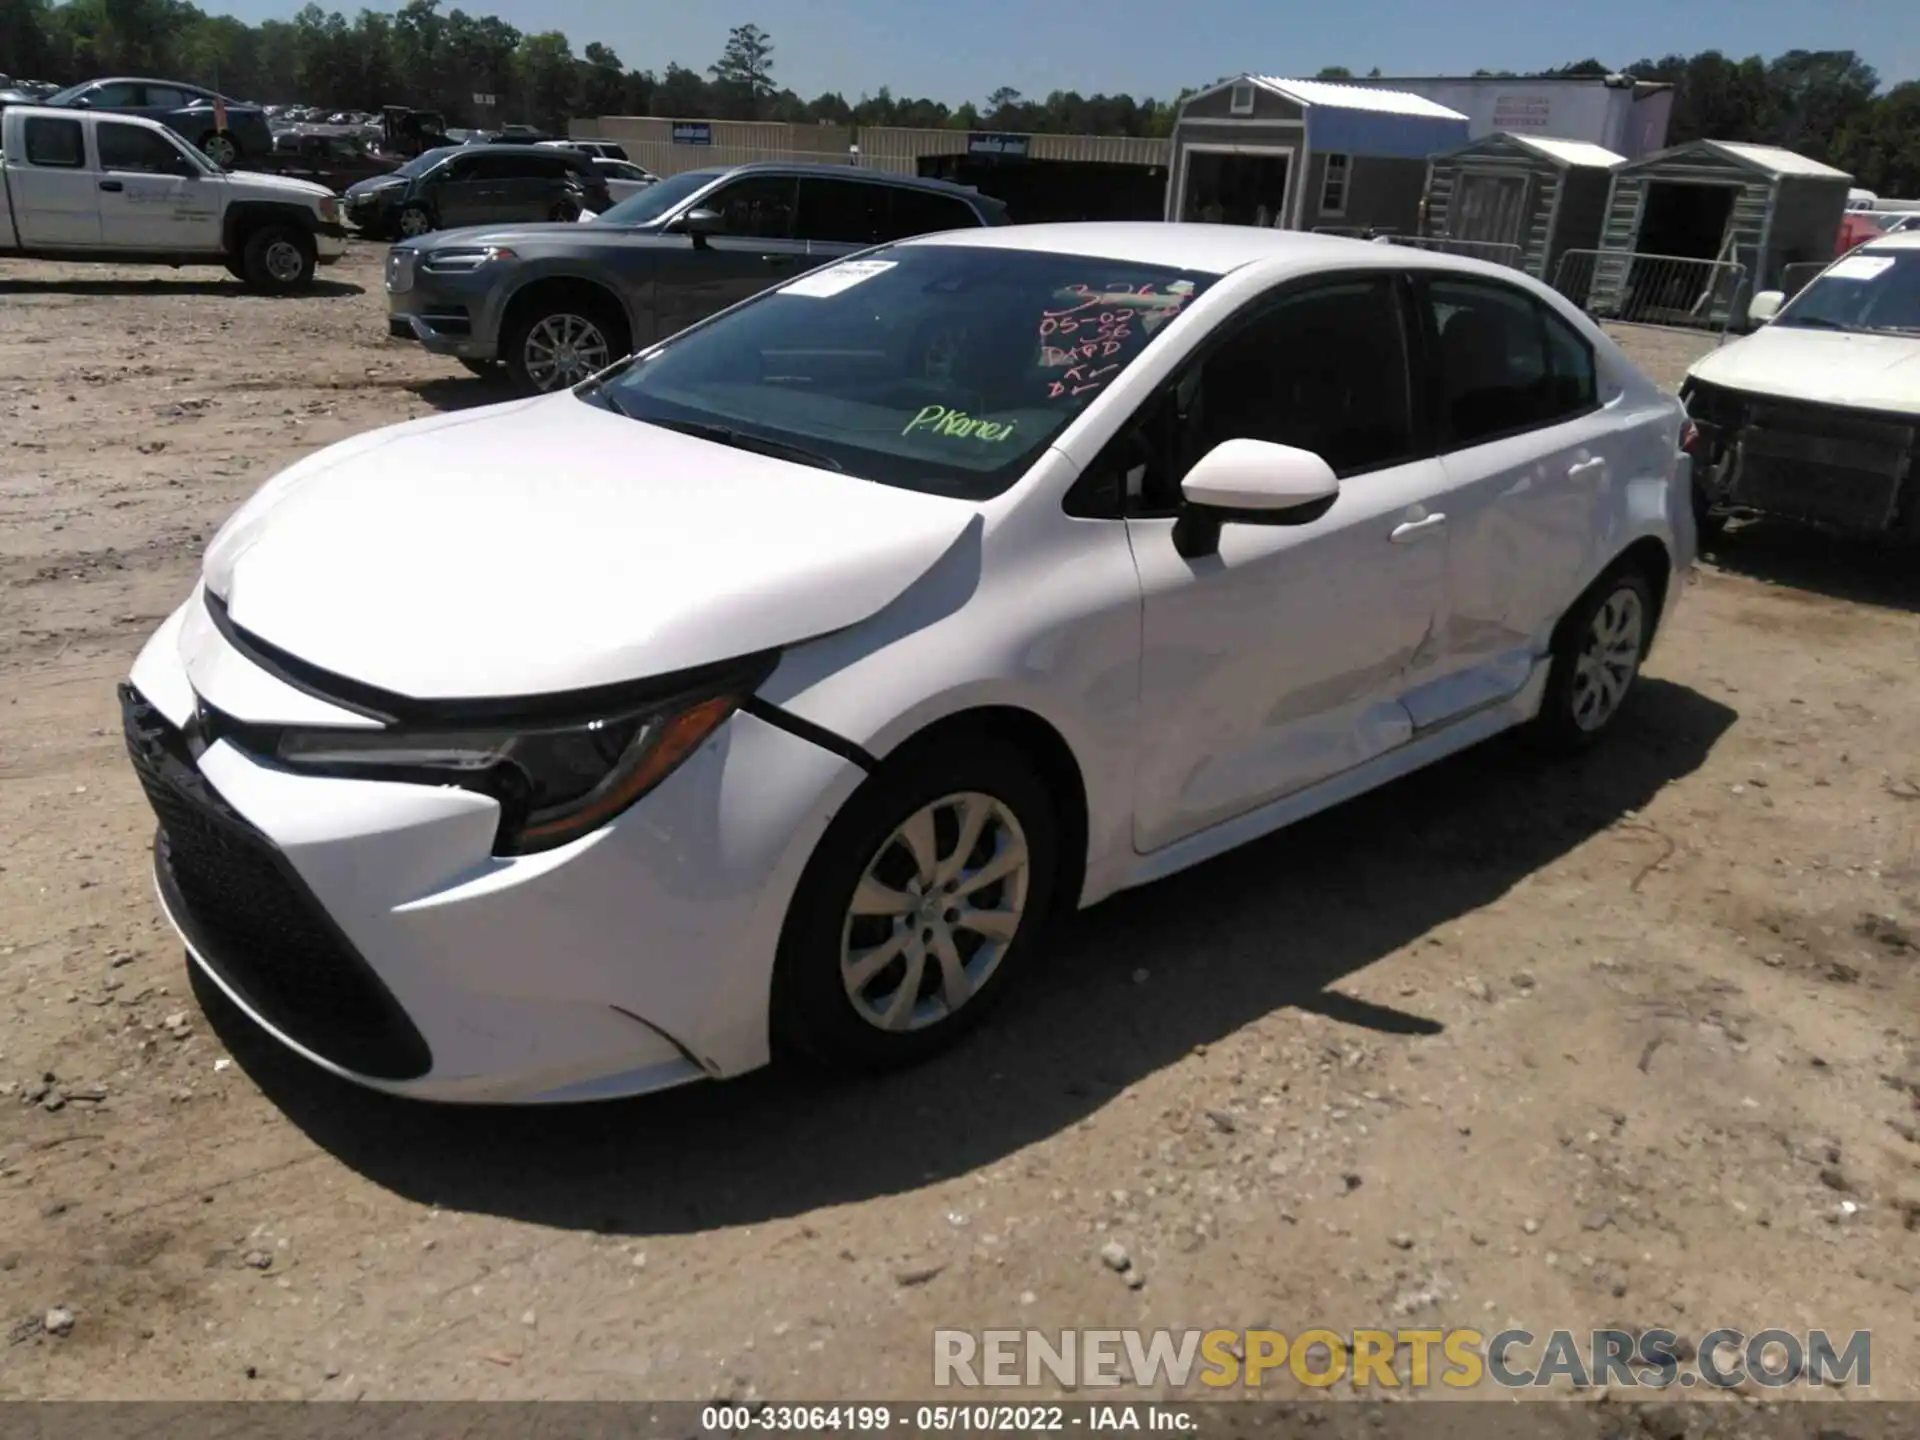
<box><xmin>1421</xmin><ymin>132</ymin><xmax>1624</xmax><ymax>280</ymax></box>
<box><xmin>1587</xmin><ymin>139</ymin><xmax>1852</xmax><ymax>326</ymax></box>
<box><xmin>1167</xmin><ymin>75</ymin><xmax>1469</xmax><ymax>234</ymax></box>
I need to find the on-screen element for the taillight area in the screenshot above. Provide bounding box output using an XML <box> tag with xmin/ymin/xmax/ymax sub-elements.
<box><xmin>1680</xmin><ymin>419</ymin><xmax>1702</xmax><ymax>456</ymax></box>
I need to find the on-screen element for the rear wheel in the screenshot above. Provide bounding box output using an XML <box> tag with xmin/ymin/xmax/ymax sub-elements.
<box><xmin>1530</xmin><ymin>567</ymin><xmax>1654</xmax><ymax>754</ymax></box>
<box><xmin>502</xmin><ymin>297</ymin><xmax>628</xmax><ymax>394</ymax></box>
<box><xmin>771</xmin><ymin>735</ymin><xmax>1059</xmax><ymax>1074</ymax></box>
<box><xmin>239</xmin><ymin>225</ymin><xmax>316</xmax><ymax>293</ymax></box>
<box><xmin>201</xmin><ymin>131</ymin><xmax>239</xmax><ymax>168</ymax></box>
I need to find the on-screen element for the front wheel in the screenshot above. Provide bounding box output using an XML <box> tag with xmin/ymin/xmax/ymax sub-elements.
<box><xmin>502</xmin><ymin>300</ymin><xmax>628</xmax><ymax>394</ymax></box>
<box><xmin>396</xmin><ymin>202</ymin><xmax>435</xmax><ymax>239</ymax></box>
<box><xmin>771</xmin><ymin>735</ymin><xmax>1059</xmax><ymax>1074</ymax></box>
<box><xmin>239</xmin><ymin>225</ymin><xmax>316</xmax><ymax>293</ymax></box>
<box><xmin>1529</xmin><ymin>568</ymin><xmax>1654</xmax><ymax>754</ymax></box>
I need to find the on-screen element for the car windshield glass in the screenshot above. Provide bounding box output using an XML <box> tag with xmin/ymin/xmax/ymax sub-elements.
<box><xmin>593</xmin><ymin>243</ymin><xmax>1215</xmax><ymax>500</ymax></box>
<box><xmin>1777</xmin><ymin>249</ymin><xmax>1920</xmax><ymax>334</ymax></box>
<box><xmin>595</xmin><ymin>168</ymin><xmax>721</xmax><ymax>225</ymax></box>
<box><xmin>393</xmin><ymin>147</ymin><xmax>456</xmax><ymax>179</ymax></box>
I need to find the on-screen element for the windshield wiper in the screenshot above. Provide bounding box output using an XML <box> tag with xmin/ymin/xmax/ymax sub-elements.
<box><xmin>646</xmin><ymin>418</ymin><xmax>844</xmax><ymax>473</ymax></box>
<box><xmin>1782</xmin><ymin>314</ymin><xmax>1853</xmax><ymax>331</ymax></box>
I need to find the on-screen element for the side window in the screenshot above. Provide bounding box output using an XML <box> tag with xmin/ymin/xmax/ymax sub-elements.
<box><xmin>703</xmin><ymin>175</ymin><xmax>798</xmax><ymax>239</ymax></box>
<box><xmin>1320</xmin><ymin>154</ymin><xmax>1350</xmax><ymax>216</ymax></box>
<box><xmin>1099</xmin><ymin>277</ymin><xmax>1415</xmax><ymax>516</ymax></box>
<box><xmin>795</xmin><ymin>177</ymin><xmax>886</xmax><ymax>245</ymax></box>
<box><xmin>90</xmin><ymin>82</ymin><xmax>141</xmax><ymax>107</ymax></box>
<box><xmin>142</xmin><ymin>86</ymin><xmax>189</xmax><ymax>110</ymax></box>
<box><xmin>1424</xmin><ymin>278</ymin><xmax>1586</xmax><ymax>447</ymax></box>
<box><xmin>23</xmin><ymin>117</ymin><xmax>85</xmax><ymax>168</ymax></box>
<box><xmin>886</xmin><ymin>187</ymin><xmax>981</xmax><ymax>240</ymax></box>
<box><xmin>1541</xmin><ymin>306</ymin><xmax>1599</xmax><ymax>416</ymax></box>
<box><xmin>99</xmin><ymin>122</ymin><xmax>185</xmax><ymax>174</ymax></box>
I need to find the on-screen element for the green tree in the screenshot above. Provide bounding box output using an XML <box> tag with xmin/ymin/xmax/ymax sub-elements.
<box><xmin>708</xmin><ymin>21</ymin><xmax>773</xmax><ymax>118</ymax></box>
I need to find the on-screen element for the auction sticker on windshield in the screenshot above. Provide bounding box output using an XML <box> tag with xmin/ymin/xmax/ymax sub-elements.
<box><xmin>780</xmin><ymin>260</ymin><xmax>897</xmax><ymax>298</ymax></box>
<box><xmin>1827</xmin><ymin>254</ymin><xmax>1895</xmax><ymax>281</ymax></box>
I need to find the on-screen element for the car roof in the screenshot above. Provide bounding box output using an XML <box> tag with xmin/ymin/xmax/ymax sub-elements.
<box><xmin>1864</xmin><ymin>232</ymin><xmax>1920</xmax><ymax>252</ymax></box>
<box><xmin>712</xmin><ymin>160</ymin><xmax>991</xmax><ymax>201</ymax></box>
<box><xmin>899</xmin><ymin>221</ymin><xmax>1512</xmax><ymax>277</ymax></box>
<box><xmin>438</xmin><ymin>143</ymin><xmax>583</xmax><ymax>160</ymax></box>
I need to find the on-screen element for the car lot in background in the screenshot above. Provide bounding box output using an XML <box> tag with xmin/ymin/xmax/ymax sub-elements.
<box><xmin>544</xmin><ymin>138</ymin><xmax>631</xmax><ymax>162</ymax></box>
<box><xmin>387</xmin><ymin>161</ymin><xmax>1009</xmax><ymax>392</ymax></box>
<box><xmin>127</xmin><ymin>226</ymin><xmax>1690</xmax><ymax>1102</ymax></box>
<box><xmin>1682</xmin><ymin>233</ymin><xmax>1920</xmax><ymax>540</ymax></box>
<box><xmin>590</xmin><ymin>156</ymin><xmax>656</xmax><ymax>202</ymax></box>
<box><xmin>342</xmin><ymin>142</ymin><xmax>609</xmax><ymax>239</ymax></box>
<box><xmin>2</xmin><ymin>238</ymin><xmax>1916</xmax><ymax>1399</ymax></box>
<box><xmin>38</xmin><ymin>76</ymin><xmax>274</xmax><ymax>166</ymax></box>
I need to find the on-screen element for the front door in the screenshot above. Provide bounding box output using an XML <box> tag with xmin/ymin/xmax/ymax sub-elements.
<box><xmin>652</xmin><ymin>174</ymin><xmax>813</xmax><ymax>340</ymax></box>
<box><xmin>95</xmin><ymin>120</ymin><xmax>220</xmax><ymax>251</ymax></box>
<box><xmin>1397</xmin><ymin>274</ymin><xmax>1618</xmax><ymax>729</ymax></box>
<box><xmin>426</xmin><ymin>155</ymin><xmax>488</xmax><ymax>227</ymax></box>
<box><xmin>9</xmin><ymin>115</ymin><xmax>101</xmax><ymax>247</ymax></box>
<box><xmin>1123</xmin><ymin>274</ymin><xmax>1447</xmax><ymax>853</ymax></box>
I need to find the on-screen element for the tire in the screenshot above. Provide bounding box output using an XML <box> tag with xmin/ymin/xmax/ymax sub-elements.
<box><xmin>1692</xmin><ymin>480</ymin><xmax>1728</xmax><ymax>543</ymax></box>
<box><xmin>502</xmin><ymin>295</ymin><xmax>629</xmax><ymax>395</ymax></box>
<box><xmin>548</xmin><ymin>198</ymin><xmax>580</xmax><ymax>223</ymax></box>
<box><xmin>396</xmin><ymin>202</ymin><xmax>435</xmax><ymax>240</ymax></box>
<box><xmin>1529</xmin><ymin>566</ymin><xmax>1656</xmax><ymax>755</ymax></box>
<box><xmin>223</xmin><ymin>255</ymin><xmax>247</xmax><ymax>281</ymax></box>
<box><xmin>239</xmin><ymin>224</ymin><xmax>316</xmax><ymax>293</ymax></box>
<box><xmin>201</xmin><ymin>131</ymin><xmax>239</xmax><ymax>168</ymax></box>
<box><xmin>770</xmin><ymin>734</ymin><xmax>1060</xmax><ymax>1075</ymax></box>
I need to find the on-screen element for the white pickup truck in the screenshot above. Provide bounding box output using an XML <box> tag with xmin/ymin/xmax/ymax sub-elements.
<box><xmin>2</xmin><ymin>105</ymin><xmax>346</xmax><ymax>291</ymax></box>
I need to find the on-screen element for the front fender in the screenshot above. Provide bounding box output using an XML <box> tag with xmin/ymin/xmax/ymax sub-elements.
<box><xmin>494</xmin><ymin>261</ymin><xmax>652</xmax><ymax>350</ymax></box>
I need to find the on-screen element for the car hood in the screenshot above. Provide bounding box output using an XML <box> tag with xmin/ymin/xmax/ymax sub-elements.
<box><xmin>416</xmin><ymin>220</ymin><xmax>674</xmax><ymax>252</ymax></box>
<box><xmin>225</xmin><ymin>169</ymin><xmax>334</xmax><ymax>202</ymax></box>
<box><xmin>1690</xmin><ymin>325</ymin><xmax>1920</xmax><ymax>415</ymax></box>
<box><xmin>344</xmin><ymin>173</ymin><xmax>409</xmax><ymax>198</ymax></box>
<box><xmin>200</xmin><ymin>394</ymin><xmax>978</xmax><ymax>700</ymax></box>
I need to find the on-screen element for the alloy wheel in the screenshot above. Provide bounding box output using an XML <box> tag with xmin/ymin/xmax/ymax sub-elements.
<box><xmin>1570</xmin><ymin>585</ymin><xmax>1644</xmax><ymax>731</ymax></box>
<box><xmin>839</xmin><ymin>792</ymin><xmax>1030</xmax><ymax>1033</ymax></box>
<box><xmin>398</xmin><ymin>208</ymin><xmax>431</xmax><ymax>238</ymax></box>
<box><xmin>202</xmin><ymin>133</ymin><xmax>238</xmax><ymax>167</ymax></box>
<box><xmin>522</xmin><ymin>313</ymin><xmax>611</xmax><ymax>391</ymax></box>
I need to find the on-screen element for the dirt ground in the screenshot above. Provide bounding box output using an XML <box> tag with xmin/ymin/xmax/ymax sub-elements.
<box><xmin>2</xmin><ymin>245</ymin><xmax>1918</xmax><ymax>1408</ymax></box>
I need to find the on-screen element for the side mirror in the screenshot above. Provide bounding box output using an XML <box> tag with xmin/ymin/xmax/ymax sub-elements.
<box><xmin>69</xmin><ymin>96</ymin><xmax>92</xmax><ymax>109</ymax></box>
<box><xmin>680</xmin><ymin>206</ymin><xmax>722</xmax><ymax>249</ymax></box>
<box><xmin>1173</xmin><ymin>439</ymin><xmax>1341</xmax><ymax>560</ymax></box>
<box><xmin>1747</xmin><ymin>290</ymin><xmax>1785</xmax><ymax>325</ymax></box>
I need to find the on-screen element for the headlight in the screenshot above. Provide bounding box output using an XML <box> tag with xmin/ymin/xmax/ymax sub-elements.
<box><xmin>268</xmin><ymin>677</ymin><xmax>759</xmax><ymax>855</ymax></box>
<box><xmin>317</xmin><ymin>196</ymin><xmax>340</xmax><ymax>223</ymax></box>
<box><xmin>420</xmin><ymin>245</ymin><xmax>518</xmax><ymax>271</ymax></box>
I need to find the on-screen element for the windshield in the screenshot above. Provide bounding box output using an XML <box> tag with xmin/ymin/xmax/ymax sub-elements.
<box><xmin>45</xmin><ymin>82</ymin><xmax>91</xmax><ymax>105</ymax></box>
<box><xmin>1777</xmin><ymin>249</ymin><xmax>1920</xmax><ymax>335</ymax></box>
<box><xmin>593</xmin><ymin>243</ymin><xmax>1216</xmax><ymax>500</ymax></box>
<box><xmin>392</xmin><ymin>146</ymin><xmax>457</xmax><ymax>179</ymax></box>
<box><xmin>594</xmin><ymin>168</ymin><xmax>722</xmax><ymax>226</ymax></box>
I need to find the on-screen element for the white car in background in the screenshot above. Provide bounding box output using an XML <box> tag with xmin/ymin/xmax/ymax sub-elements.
<box><xmin>1681</xmin><ymin>233</ymin><xmax>1920</xmax><ymax>538</ymax></box>
<box><xmin>122</xmin><ymin>224</ymin><xmax>1690</xmax><ymax>1104</ymax></box>
<box><xmin>591</xmin><ymin>156</ymin><xmax>656</xmax><ymax>203</ymax></box>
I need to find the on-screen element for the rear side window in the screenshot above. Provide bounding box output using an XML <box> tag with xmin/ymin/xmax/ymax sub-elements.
<box><xmin>601</xmin><ymin>143</ymin><xmax>629</xmax><ymax>161</ymax></box>
<box><xmin>886</xmin><ymin>187</ymin><xmax>982</xmax><ymax>240</ymax></box>
<box><xmin>99</xmin><ymin>122</ymin><xmax>184</xmax><ymax>173</ymax></box>
<box><xmin>795</xmin><ymin>176</ymin><xmax>888</xmax><ymax>245</ymax></box>
<box><xmin>1423</xmin><ymin>278</ymin><xmax>1595</xmax><ymax>448</ymax></box>
<box><xmin>24</xmin><ymin>117</ymin><xmax>84</xmax><ymax>168</ymax></box>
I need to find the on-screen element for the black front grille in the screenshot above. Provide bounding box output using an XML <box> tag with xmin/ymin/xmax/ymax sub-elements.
<box><xmin>120</xmin><ymin>684</ymin><xmax>432</xmax><ymax>1081</ymax></box>
<box><xmin>1728</xmin><ymin>396</ymin><xmax>1916</xmax><ymax>533</ymax></box>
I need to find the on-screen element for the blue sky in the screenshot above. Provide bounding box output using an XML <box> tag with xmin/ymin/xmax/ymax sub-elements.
<box><xmin>217</xmin><ymin>0</ymin><xmax>1917</xmax><ymax>103</ymax></box>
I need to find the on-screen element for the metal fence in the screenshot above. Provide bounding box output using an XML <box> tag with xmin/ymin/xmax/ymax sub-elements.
<box><xmin>1780</xmin><ymin>261</ymin><xmax>1829</xmax><ymax>299</ymax></box>
<box><xmin>1551</xmin><ymin>249</ymin><xmax>1750</xmax><ymax>336</ymax></box>
<box><xmin>1381</xmin><ymin>235</ymin><xmax>1525</xmax><ymax>269</ymax></box>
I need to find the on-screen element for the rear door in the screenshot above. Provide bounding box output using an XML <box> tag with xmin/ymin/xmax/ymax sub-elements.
<box><xmin>1398</xmin><ymin>272</ymin><xmax>1619</xmax><ymax>729</ymax></box>
<box><xmin>428</xmin><ymin>153</ymin><xmax>491</xmax><ymax>226</ymax></box>
<box><xmin>96</xmin><ymin>120</ymin><xmax>219</xmax><ymax>250</ymax></box>
<box><xmin>9</xmin><ymin>114</ymin><xmax>102</xmax><ymax>247</ymax></box>
<box><xmin>653</xmin><ymin>172</ymin><xmax>806</xmax><ymax>338</ymax></box>
<box><xmin>793</xmin><ymin>174</ymin><xmax>886</xmax><ymax>262</ymax></box>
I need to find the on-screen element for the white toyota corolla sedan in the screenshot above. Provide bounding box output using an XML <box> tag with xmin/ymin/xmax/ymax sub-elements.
<box><xmin>123</xmin><ymin>223</ymin><xmax>1693</xmax><ymax>1103</ymax></box>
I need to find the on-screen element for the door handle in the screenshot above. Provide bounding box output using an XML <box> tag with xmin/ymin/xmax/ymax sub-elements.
<box><xmin>1389</xmin><ymin>513</ymin><xmax>1447</xmax><ymax>543</ymax></box>
<box><xmin>1568</xmin><ymin>456</ymin><xmax>1607</xmax><ymax>476</ymax></box>
<box><xmin>99</xmin><ymin>180</ymin><xmax>124</xmax><ymax>192</ymax></box>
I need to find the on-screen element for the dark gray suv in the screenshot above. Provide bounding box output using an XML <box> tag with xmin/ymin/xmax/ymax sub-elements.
<box><xmin>385</xmin><ymin>162</ymin><xmax>1009</xmax><ymax>393</ymax></box>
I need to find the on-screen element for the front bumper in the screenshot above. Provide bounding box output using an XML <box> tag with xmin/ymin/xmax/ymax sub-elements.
<box><xmin>123</xmin><ymin>596</ymin><xmax>865</xmax><ymax>1103</ymax></box>
<box><xmin>386</xmin><ymin>260</ymin><xmax>503</xmax><ymax>359</ymax></box>
<box><xmin>1685</xmin><ymin>382</ymin><xmax>1920</xmax><ymax>536</ymax></box>
<box><xmin>313</xmin><ymin>221</ymin><xmax>347</xmax><ymax>262</ymax></box>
